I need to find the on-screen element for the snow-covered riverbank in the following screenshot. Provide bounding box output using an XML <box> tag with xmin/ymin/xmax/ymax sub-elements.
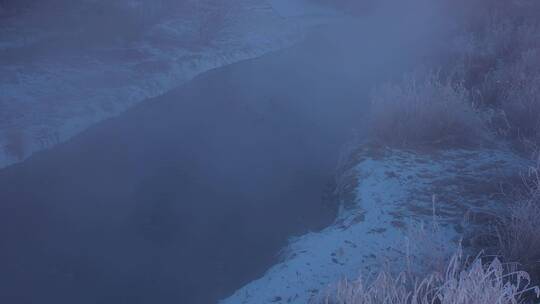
<box><xmin>0</xmin><ymin>0</ymin><xmax>339</xmax><ymax>169</ymax></box>
<box><xmin>221</xmin><ymin>146</ymin><xmax>531</xmax><ymax>303</ymax></box>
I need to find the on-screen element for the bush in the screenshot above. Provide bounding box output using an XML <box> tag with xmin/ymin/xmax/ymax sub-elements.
<box><xmin>441</xmin><ymin>0</ymin><xmax>540</xmax><ymax>154</ymax></box>
<box><xmin>491</xmin><ymin>49</ymin><xmax>540</xmax><ymax>152</ymax></box>
<box><xmin>367</xmin><ymin>72</ymin><xmax>486</xmax><ymax>148</ymax></box>
<box><xmin>315</xmin><ymin>247</ymin><xmax>539</xmax><ymax>304</ymax></box>
<box><xmin>443</xmin><ymin>0</ymin><xmax>540</xmax><ymax>97</ymax></box>
<box><xmin>494</xmin><ymin>164</ymin><xmax>540</xmax><ymax>284</ymax></box>
<box><xmin>435</xmin><ymin>252</ymin><xmax>537</xmax><ymax>304</ymax></box>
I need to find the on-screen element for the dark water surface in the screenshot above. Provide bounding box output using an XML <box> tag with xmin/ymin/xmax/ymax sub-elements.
<box><xmin>0</xmin><ymin>26</ymin><xmax>428</xmax><ymax>303</ymax></box>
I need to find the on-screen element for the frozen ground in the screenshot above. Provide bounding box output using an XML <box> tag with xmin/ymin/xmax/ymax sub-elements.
<box><xmin>220</xmin><ymin>147</ymin><xmax>531</xmax><ymax>304</ymax></box>
<box><xmin>0</xmin><ymin>0</ymin><xmax>339</xmax><ymax>168</ymax></box>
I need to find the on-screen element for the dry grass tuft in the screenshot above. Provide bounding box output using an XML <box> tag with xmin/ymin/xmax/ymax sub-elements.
<box><xmin>443</xmin><ymin>0</ymin><xmax>540</xmax><ymax>154</ymax></box>
<box><xmin>368</xmin><ymin>73</ymin><xmax>486</xmax><ymax>148</ymax></box>
<box><xmin>315</xmin><ymin>247</ymin><xmax>539</xmax><ymax>304</ymax></box>
<box><xmin>495</xmin><ymin>164</ymin><xmax>540</xmax><ymax>283</ymax></box>
<box><xmin>495</xmin><ymin>50</ymin><xmax>540</xmax><ymax>152</ymax></box>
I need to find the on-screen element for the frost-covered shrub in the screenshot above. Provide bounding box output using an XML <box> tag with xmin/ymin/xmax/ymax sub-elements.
<box><xmin>434</xmin><ymin>252</ymin><xmax>538</xmax><ymax>304</ymax></box>
<box><xmin>405</xmin><ymin>215</ymin><xmax>454</xmax><ymax>278</ymax></box>
<box><xmin>496</xmin><ymin>200</ymin><xmax>540</xmax><ymax>283</ymax></box>
<box><xmin>500</xmin><ymin>76</ymin><xmax>540</xmax><ymax>151</ymax></box>
<box><xmin>404</xmin><ymin>0</ymin><xmax>540</xmax><ymax>153</ymax></box>
<box><xmin>368</xmin><ymin>73</ymin><xmax>485</xmax><ymax>148</ymax></box>
<box><xmin>315</xmin><ymin>248</ymin><xmax>539</xmax><ymax>304</ymax></box>
<box><xmin>495</xmin><ymin>165</ymin><xmax>540</xmax><ymax>283</ymax></box>
<box><xmin>480</xmin><ymin>49</ymin><xmax>539</xmax><ymax>104</ymax></box>
<box><xmin>442</xmin><ymin>0</ymin><xmax>540</xmax><ymax>95</ymax></box>
<box><xmin>447</xmin><ymin>21</ymin><xmax>540</xmax><ymax>93</ymax></box>
<box><xmin>479</xmin><ymin>49</ymin><xmax>540</xmax><ymax>151</ymax></box>
<box><xmin>316</xmin><ymin>272</ymin><xmax>433</xmax><ymax>304</ymax></box>
<box><xmin>477</xmin><ymin>20</ymin><xmax>540</xmax><ymax>62</ymax></box>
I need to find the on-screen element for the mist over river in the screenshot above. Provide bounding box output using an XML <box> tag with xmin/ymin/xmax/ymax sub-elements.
<box><xmin>0</xmin><ymin>8</ymin><xmax>443</xmax><ymax>303</ymax></box>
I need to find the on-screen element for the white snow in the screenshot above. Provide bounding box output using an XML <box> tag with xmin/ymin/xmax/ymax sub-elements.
<box><xmin>220</xmin><ymin>147</ymin><xmax>531</xmax><ymax>304</ymax></box>
<box><xmin>0</xmin><ymin>0</ymin><xmax>340</xmax><ymax>169</ymax></box>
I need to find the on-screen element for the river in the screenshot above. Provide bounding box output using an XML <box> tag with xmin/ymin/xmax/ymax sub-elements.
<box><xmin>0</xmin><ymin>20</ymin><xmax>435</xmax><ymax>303</ymax></box>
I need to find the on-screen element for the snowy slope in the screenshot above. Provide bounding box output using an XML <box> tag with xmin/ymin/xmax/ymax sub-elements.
<box><xmin>270</xmin><ymin>0</ymin><xmax>336</xmax><ymax>17</ymax></box>
<box><xmin>220</xmin><ymin>147</ymin><xmax>531</xmax><ymax>304</ymax></box>
<box><xmin>0</xmin><ymin>0</ymin><xmax>339</xmax><ymax>169</ymax></box>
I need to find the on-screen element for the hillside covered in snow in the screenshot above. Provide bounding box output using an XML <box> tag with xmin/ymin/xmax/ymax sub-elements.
<box><xmin>0</xmin><ymin>0</ymin><xmax>339</xmax><ymax>168</ymax></box>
